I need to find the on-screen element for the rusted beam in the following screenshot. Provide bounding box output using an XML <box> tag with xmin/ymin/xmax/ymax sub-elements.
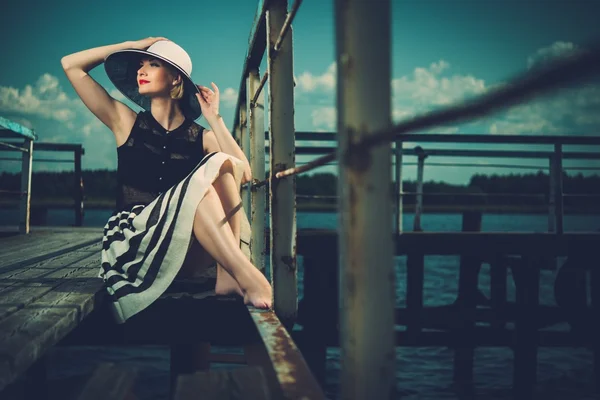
<box><xmin>267</xmin><ymin>0</ymin><xmax>297</xmax><ymax>324</ymax></box>
<box><xmin>247</xmin><ymin>68</ymin><xmax>267</xmax><ymax>271</ymax></box>
<box><xmin>264</xmin><ymin>131</ymin><xmax>600</xmax><ymax>145</ymax></box>
<box><xmin>273</xmin><ymin>0</ymin><xmax>303</xmax><ymax>52</ymax></box>
<box><xmin>335</xmin><ymin>0</ymin><xmax>395</xmax><ymax>398</ymax></box>
<box><xmin>248</xmin><ymin>308</ymin><xmax>325</xmax><ymax>399</ymax></box>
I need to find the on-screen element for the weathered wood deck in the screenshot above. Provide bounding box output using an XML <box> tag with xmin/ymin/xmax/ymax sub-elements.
<box><xmin>0</xmin><ymin>228</ymin><xmax>325</xmax><ymax>400</ymax></box>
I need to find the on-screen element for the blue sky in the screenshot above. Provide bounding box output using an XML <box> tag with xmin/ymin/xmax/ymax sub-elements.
<box><xmin>1</xmin><ymin>0</ymin><xmax>599</xmax><ymax>184</ymax></box>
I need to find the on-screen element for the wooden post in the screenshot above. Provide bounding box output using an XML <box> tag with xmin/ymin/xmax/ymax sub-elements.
<box><xmin>490</xmin><ymin>258</ymin><xmax>508</xmax><ymax>331</ymax></box>
<box><xmin>553</xmin><ymin>144</ymin><xmax>564</xmax><ymax>234</ymax></box>
<box><xmin>298</xmin><ymin>253</ymin><xmax>336</xmax><ymax>386</ymax></box>
<box><xmin>267</xmin><ymin>0</ymin><xmax>297</xmax><ymax>326</ymax></box>
<box><xmin>24</xmin><ymin>356</ymin><xmax>47</xmax><ymax>400</ymax></box>
<box><xmin>413</xmin><ymin>147</ymin><xmax>427</xmax><ymax>232</ymax></box>
<box><xmin>336</xmin><ymin>0</ymin><xmax>395</xmax><ymax>398</ymax></box>
<box><xmin>548</xmin><ymin>155</ymin><xmax>556</xmax><ymax>232</ymax></box>
<box><xmin>513</xmin><ymin>256</ymin><xmax>540</xmax><ymax>399</ymax></box>
<box><xmin>247</xmin><ymin>68</ymin><xmax>266</xmax><ymax>272</ymax></box>
<box><xmin>239</xmin><ymin>96</ymin><xmax>250</xmax><ymax>215</ymax></box>
<box><xmin>74</xmin><ymin>146</ymin><xmax>83</xmax><ymax>227</ymax></box>
<box><xmin>406</xmin><ymin>253</ymin><xmax>424</xmax><ymax>339</ymax></box>
<box><xmin>170</xmin><ymin>343</ymin><xmax>211</xmax><ymax>393</ymax></box>
<box><xmin>453</xmin><ymin>211</ymin><xmax>482</xmax><ymax>393</ymax></box>
<box><xmin>592</xmin><ymin>259</ymin><xmax>600</xmax><ymax>396</ymax></box>
<box><xmin>19</xmin><ymin>138</ymin><xmax>33</xmax><ymax>234</ymax></box>
<box><xmin>394</xmin><ymin>141</ymin><xmax>403</xmax><ymax>235</ymax></box>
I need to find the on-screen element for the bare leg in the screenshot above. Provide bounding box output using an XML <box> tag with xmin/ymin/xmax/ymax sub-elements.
<box><xmin>212</xmin><ymin>168</ymin><xmax>244</xmax><ymax>297</ymax></box>
<box><xmin>193</xmin><ymin>185</ymin><xmax>272</xmax><ymax>309</ymax></box>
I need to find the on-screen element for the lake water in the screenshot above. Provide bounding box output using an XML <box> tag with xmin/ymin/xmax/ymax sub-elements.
<box><xmin>3</xmin><ymin>210</ymin><xmax>599</xmax><ymax>399</ymax></box>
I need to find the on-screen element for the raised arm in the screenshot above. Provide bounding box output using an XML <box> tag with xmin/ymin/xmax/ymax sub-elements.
<box><xmin>61</xmin><ymin>37</ymin><xmax>166</xmax><ymax>145</ymax></box>
<box><xmin>197</xmin><ymin>83</ymin><xmax>253</xmax><ymax>184</ymax></box>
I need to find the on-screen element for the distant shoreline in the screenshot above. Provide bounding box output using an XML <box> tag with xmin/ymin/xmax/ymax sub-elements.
<box><xmin>1</xmin><ymin>198</ymin><xmax>598</xmax><ymax>215</ymax></box>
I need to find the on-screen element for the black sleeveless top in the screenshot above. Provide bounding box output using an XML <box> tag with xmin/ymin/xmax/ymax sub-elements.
<box><xmin>115</xmin><ymin>111</ymin><xmax>206</xmax><ymax>211</ymax></box>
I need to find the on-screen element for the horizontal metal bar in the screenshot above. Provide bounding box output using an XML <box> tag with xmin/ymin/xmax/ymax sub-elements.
<box><xmin>248</xmin><ymin>308</ymin><xmax>325</xmax><ymax>399</ymax></box>
<box><xmin>293</xmin><ymin>160</ymin><xmax>600</xmax><ymax>171</ymax></box>
<box><xmin>0</xmin><ymin>141</ymin><xmax>28</xmax><ymax>153</ymax></box>
<box><xmin>265</xmin><ymin>131</ymin><xmax>600</xmax><ymax>145</ymax></box>
<box><xmin>0</xmin><ymin>190</ymin><xmax>26</xmax><ymax>195</ymax></box>
<box><xmin>273</xmin><ymin>0</ymin><xmax>303</xmax><ymax>52</ymax></box>
<box><xmin>266</xmin><ymin>146</ymin><xmax>600</xmax><ymax>159</ymax></box>
<box><xmin>1</xmin><ymin>142</ymin><xmax>83</xmax><ymax>153</ymax></box>
<box><xmin>0</xmin><ymin>157</ymin><xmax>74</xmax><ymax>163</ymax></box>
<box><xmin>402</xmin><ymin>191</ymin><xmax>546</xmax><ymax>197</ymax></box>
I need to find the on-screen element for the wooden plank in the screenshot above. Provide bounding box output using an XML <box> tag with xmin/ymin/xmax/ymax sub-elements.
<box><xmin>293</xmin><ymin>328</ymin><xmax>592</xmax><ymax>348</ymax></box>
<box><xmin>76</xmin><ymin>363</ymin><xmax>136</xmax><ymax>400</ymax></box>
<box><xmin>0</xmin><ymin>231</ymin><xmax>101</xmax><ymax>272</ymax></box>
<box><xmin>0</xmin><ymin>264</ymin><xmax>105</xmax><ymax>391</ymax></box>
<box><xmin>296</xmin><ymin>230</ymin><xmax>600</xmax><ymax>257</ymax></box>
<box><xmin>174</xmin><ymin>366</ymin><xmax>271</xmax><ymax>400</ymax></box>
<box><xmin>0</xmin><ymin>242</ymin><xmax>101</xmax><ymax>321</ymax></box>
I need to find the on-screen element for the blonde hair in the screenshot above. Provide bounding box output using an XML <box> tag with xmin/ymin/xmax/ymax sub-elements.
<box><xmin>165</xmin><ymin>64</ymin><xmax>184</xmax><ymax>100</ymax></box>
<box><xmin>170</xmin><ymin>80</ymin><xmax>184</xmax><ymax>100</ymax></box>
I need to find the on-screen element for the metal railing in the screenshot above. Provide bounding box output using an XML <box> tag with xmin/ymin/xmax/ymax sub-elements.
<box><xmin>230</xmin><ymin>0</ymin><xmax>600</xmax><ymax>397</ymax></box>
<box><xmin>0</xmin><ymin>142</ymin><xmax>85</xmax><ymax>227</ymax></box>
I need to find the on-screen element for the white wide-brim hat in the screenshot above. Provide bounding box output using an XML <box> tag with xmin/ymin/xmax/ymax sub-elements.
<box><xmin>104</xmin><ymin>40</ymin><xmax>202</xmax><ymax>120</ymax></box>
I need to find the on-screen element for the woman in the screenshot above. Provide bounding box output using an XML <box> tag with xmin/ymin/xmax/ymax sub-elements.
<box><xmin>61</xmin><ymin>37</ymin><xmax>272</xmax><ymax>324</ymax></box>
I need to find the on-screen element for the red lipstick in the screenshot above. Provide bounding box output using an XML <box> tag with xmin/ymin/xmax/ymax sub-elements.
<box><xmin>139</xmin><ymin>80</ymin><xmax>150</xmax><ymax>85</ymax></box>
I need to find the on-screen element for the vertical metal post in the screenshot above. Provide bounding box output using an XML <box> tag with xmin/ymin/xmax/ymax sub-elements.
<box><xmin>19</xmin><ymin>138</ymin><xmax>33</xmax><ymax>234</ymax></box>
<box><xmin>394</xmin><ymin>141</ymin><xmax>403</xmax><ymax>235</ymax></box>
<box><xmin>239</xmin><ymin>99</ymin><xmax>250</xmax><ymax>215</ymax></box>
<box><xmin>74</xmin><ymin>146</ymin><xmax>83</xmax><ymax>227</ymax></box>
<box><xmin>553</xmin><ymin>144</ymin><xmax>564</xmax><ymax>234</ymax></box>
<box><xmin>413</xmin><ymin>147</ymin><xmax>427</xmax><ymax>232</ymax></box>
<box><xmin>548</xmin><ymin>155</ymin><xmax>556</xmax><ymax>232</ymax></box>
<box><xmin>247</xmin><ymin>68</ymin><xmax>266</xmax><ymax>272</ymax></box>
<box><xmin>267</xmin><ymin>0</ymin><xmax>297</xmax><ymax>324</ymax></box>
<box><xmin>336</xmin><ymin>0</ymin><xmax>395</xmax><ymax>399</ymax></box>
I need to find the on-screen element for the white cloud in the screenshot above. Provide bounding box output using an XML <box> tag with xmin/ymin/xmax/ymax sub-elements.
<box><xmin>0</xmin><ymin>74</ymin><xmax>79</xmax><ymax>122</ymax></box>
<box><xmin>311</xmin><ymin>107</ymin><xmax>336</xmax><ymax>130</ymax></box>
<box><xmin>487</xmin><ymin>41</ymin><xmax>600</xmax><ymax>135</ymax></box>
<box><xmin>296</xmin><ymin>63</ymin><xmax>336</xmax><ymax>92</ymax></box>
<box><xmin>220</xmin><ymin>87</ymin><xmax>238</xmax><ymax>108</ymax></box>
<box><xmin>527</xmin><ymin>41</ymin><xmax>585</xmax><ymax>69</ymax></box>
<box><xmin>391</xmin><ymin>60</ymin><xmax>486</xmax><ymax>108</ymax></box>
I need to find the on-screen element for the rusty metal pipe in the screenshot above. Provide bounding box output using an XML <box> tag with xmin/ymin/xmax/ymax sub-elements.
<box><xmin>267</xmin><ymin>0</ymin><xmax>297</xmax><ymax>325</ymax></box>
<box><xmin>250</xmin><ymin>72</ymin><xmax>269</xmax><ymax>108</ymax></box>
<box><xmin>335</xmin><ymin>0</ymin><xmax>395</xmax><ymax>398</ymax></box>
<box><xmin>248</xmin><ymin>68</ymin><xmax>267</xmax><ymax>272</ymax></box>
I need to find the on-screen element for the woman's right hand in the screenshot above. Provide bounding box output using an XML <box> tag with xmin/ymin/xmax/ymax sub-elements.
<box><xmin>130</xmin><ymin>37</ymin><xmax>169</xmax><ymax>50</ymax></box>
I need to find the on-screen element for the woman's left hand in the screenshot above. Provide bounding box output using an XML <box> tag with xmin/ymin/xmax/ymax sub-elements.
<box><xmin>196</xmin><ymin>82</ymin><xmax>220</xmax><ymax>120</ymax></box>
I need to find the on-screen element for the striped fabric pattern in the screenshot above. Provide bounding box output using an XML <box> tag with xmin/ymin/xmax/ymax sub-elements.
<box><xmin>99</xmin><ymin>151</ymin><xmax>246</xmax><ymax>324</ymax></box>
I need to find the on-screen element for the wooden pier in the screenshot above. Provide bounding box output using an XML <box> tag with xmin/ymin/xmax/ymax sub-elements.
<box><xmin>0</xmin><ymin>227</ymin><xmax>324</xmax><ymax>400</ymax></box>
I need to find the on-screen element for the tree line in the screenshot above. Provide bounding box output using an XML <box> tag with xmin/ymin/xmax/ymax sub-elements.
<box><xmin>0</xmin><ymin>170</ymin><xmax>598</xmax><ymax>209</ymax></box>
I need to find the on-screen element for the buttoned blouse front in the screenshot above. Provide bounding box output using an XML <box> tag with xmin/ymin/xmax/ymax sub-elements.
<box><xmin>115</xmin><ymin>111</ymin><xmax>206</xmax><ymax>211</ymax></box>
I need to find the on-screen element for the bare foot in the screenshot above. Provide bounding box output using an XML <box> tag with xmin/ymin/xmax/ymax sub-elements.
<box><xmin>240</xmin><ymin>268</ymin><xmax>272</xmax><ymax>309</ymax></box>
<box><xmin>215</xmin><ymin>264</ymin><xmax>243</xmax><ymax>297</ymax></box>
